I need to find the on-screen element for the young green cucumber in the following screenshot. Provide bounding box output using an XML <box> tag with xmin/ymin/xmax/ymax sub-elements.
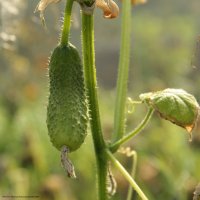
<box><xmin>47</xmin><ymin>43</ymin><xmax>88</xmax><ymax>152</ymax></box>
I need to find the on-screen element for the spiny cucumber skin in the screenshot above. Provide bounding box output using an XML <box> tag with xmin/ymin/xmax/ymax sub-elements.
<box><xmin>47</xmin><ymin>44</ymin><xmax>88</xmax><ymax>152</ymax></box>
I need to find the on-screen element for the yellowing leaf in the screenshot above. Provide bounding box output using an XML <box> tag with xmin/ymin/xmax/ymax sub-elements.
<box><xmin>140</xmin><ymin>88</ymin><xmax>200</xmax><ymax>138</ymax></box>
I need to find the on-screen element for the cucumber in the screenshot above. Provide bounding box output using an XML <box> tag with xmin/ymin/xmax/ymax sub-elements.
<box><xmin>47</xmin><ymin>43</ymin><xmax>88</xmax><ymax>152</ymax></box>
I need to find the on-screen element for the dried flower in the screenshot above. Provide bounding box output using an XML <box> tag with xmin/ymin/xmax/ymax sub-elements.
<box><xmin>34</xmin><ymin>0</ymin><xmax>62</xmax><ymax>25</ymax></box>
<box><xmin>131</xmin><ymin>0</ymin><xmax>146</xmax><ymax>6</ymax></box>
<box><xmin>35</xmin><ymin>0</ymin><xmax>119</xmax><ymax>21</ymax></box>
<box><xmin>96</xmin><ymin>0</ymin><xmax>119</xmax><ymax>19</ymax></box>
<box><xmin>193</xmin><ymin>183</ymin><xmax>200</xmax><ymax>200</ymax></box>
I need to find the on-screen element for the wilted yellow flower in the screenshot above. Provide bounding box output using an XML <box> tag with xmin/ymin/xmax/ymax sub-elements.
<box><xmin>131</xmin><ymin>0</ymin><xmax>147</xmax><ymax>5</ymax></box>
<box><xmin>35</xmin><ymin>0</ymin><xmax>119</xmax><ymax>22</ymax></box>
<box><xmin>34</xmin><ymin>0</ymin><xmax>62</xmax><ymax>25</ymax></box>
<box><xmin>96</xmin><ymin>0</ymin><xmax>119</xmax><ymax>18</ymax></box>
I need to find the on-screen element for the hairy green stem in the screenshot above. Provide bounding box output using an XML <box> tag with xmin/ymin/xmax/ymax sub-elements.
<box><xmin>60</xmin><ymin>0</ymin><xmax>74</xmax><ymax>46</ymax></box>
<box><xmin>110</xmin><ymin>108</ymin><xmax>154</xmax><ymax>152</ymax></box>
<box><xmin>112</xmin><ymin>0</ymin><xmax>132</xmax><ymax>144</ymax></box>
<box><xmin>106</xmin><ymin>150</ymin><xmax>148</xmax><ymax>200</ymax></box>
<box><xmin>81</xmin><ymin>13</ymin><xmax>108</xmax><ymax>200</ymax></box>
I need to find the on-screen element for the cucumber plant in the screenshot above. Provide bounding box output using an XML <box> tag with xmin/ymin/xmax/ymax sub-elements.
<box><xmin>35</xmin><ymin>0</ymin><xmax>200</xmax><ymax>199</ymax></box>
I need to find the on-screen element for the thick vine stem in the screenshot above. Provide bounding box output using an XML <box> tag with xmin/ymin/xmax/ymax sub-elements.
<box><xmin>106</xmin><ymin>150</ymin><xmax>149</xmax><ymax>200</ymax></box>
<box><xmin>81</xmin><ymin>13</ymin><xmax>108</xmax><ymax>200</ymax></box>
<box><xmin>60</xmin><ymin>0</ymin><xmax>74</xmax><ymax>46</ymax></box>
<box><xmin>110</xmin><ymin>107</ymin><xmax>154</xmax><ymax>152</ymax></box>
<box><xmin>112</xmin><ymin>0</ymin><xmax>132</xmax><ymax>145</ymax></box>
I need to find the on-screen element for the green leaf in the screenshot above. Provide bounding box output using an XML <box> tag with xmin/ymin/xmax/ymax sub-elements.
<box><xmin>139</xmin><ymin>89</ymin><xmax>200</xmax><ymax>137</ymax></box>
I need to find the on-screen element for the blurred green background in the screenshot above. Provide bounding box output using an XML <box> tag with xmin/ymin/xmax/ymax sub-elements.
<box><xmin>0</xmin><ymin>0</ymin><xmax>200</xmax><ymax>199</ymax></box>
